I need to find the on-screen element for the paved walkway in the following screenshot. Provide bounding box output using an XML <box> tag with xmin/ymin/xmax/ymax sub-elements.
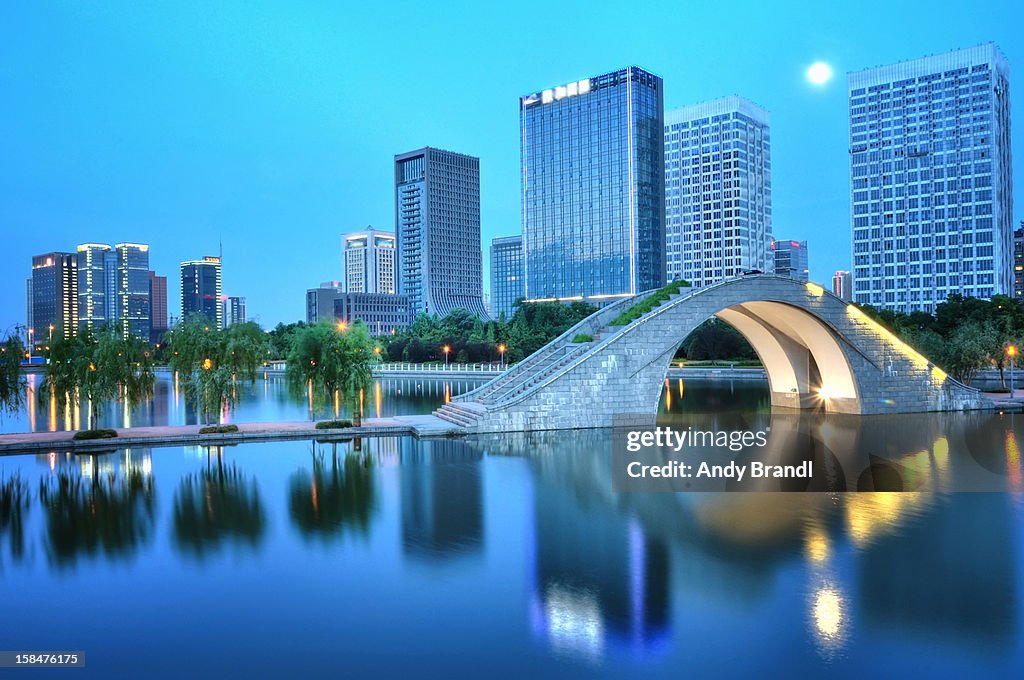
<box><xmin>0</xmin><ymin>415</ymin><xmax>461</xmax><ymax>455</ymax></box>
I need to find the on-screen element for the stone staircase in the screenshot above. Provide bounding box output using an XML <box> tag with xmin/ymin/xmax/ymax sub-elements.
<box><xmin>435</xmin><ymin>284</ymin><xmax>693</xmax><ymax>430</ymax></box>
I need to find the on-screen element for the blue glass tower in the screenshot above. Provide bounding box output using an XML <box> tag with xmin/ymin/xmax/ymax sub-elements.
<box><xmin>490</xmin><ymin>235</ymin><xmax>523</xmax><ymax>319</ymax></box>
<box><xmin>520</xmin><ymin>67</ymin><xmax>665</xmax><ymax>302</ymax></box>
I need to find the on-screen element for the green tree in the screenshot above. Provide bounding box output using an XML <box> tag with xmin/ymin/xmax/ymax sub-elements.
<box><xmin>0</xmin><ymin>333</ymin><xmax>26</xmax><ymax>419</ymax></box>
<box><xmin>286</xmin><ymin>320</ymin><xmax>378</xmax><ymax>422</ymax></box>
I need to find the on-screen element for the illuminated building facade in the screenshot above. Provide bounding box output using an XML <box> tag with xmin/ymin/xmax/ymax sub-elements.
<box><xmin>306</xmin><ymin>281</ymin><xmax>343</xmax><ymax>324</ymax></box>
<box><xmin>521</xmin><ymin>67</ymin><xmax>665</xmax><ymax>302</ymax></box>
<box><xmin>832</xmin><ymin>270</ymin><xmax>853</xmax><ymax>302</ymax></box>
<box><xmin>1014</xmin><ymin>223</ymin><xmax>1023</xmax><ymax>300</ymax></box>
<box><xmin>849</xmin><ymin>43</ymin><xmax>1013</xmax><ymax>312</ymax></box>
<box><xmin>221</xmin><ymin>295</ymin><xmax>246</xmax><ymax>327</ymax></box>
<box><xmin>30</xmin><ymin>252</ymin><xmax>78</xmax><ymax>346</ymax></box>
<box><xmin>77</xmin><ymin>243</ymin><xmax>118</xmax><ymax>333</ymax></box>
<box><xmin>149</xmin><ymin>271</ymin><xmax>168</xmax><ymax>341</ymax></box>
<box><xmin>394</xmin><ymin>147</ymin><xmax>488</xmax><ymax>319</ymax></box>
<box><xmin>116</xmin><ymin>243</ymin><xmax>151</xmax><ymax>339</ymax></box>
<box><xmin>180</xmin><ymin>256</ymin><xmax>222</xmax><ymax>327</ymax></box>
<box><xmin>664</xmin><ymin>96</ymin><xmax>772</xmax><ymax>286</ymax></box>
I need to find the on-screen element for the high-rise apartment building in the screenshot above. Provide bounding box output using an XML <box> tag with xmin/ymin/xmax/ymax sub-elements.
<box><xmin>490</xmin><ymin>235</ymin><xmax>524</xmax><ymax>319</ymax></box>
<box><xmin>77</xmin><ymin>243</ymin><xmax>117</xmax><ymax>333</ymax></box>
<box><xmin>832</xmin><ymin>270</ymin><xmax>853</xmax><ymax>302</ymax></box>
<box><xmin>664</xmin><ymin>96</ymin><xmax>772</xmax><ymax>286</ymax></box>
<box><xmin>149</xmin><ymin>271</ymin><xmax>168</xmax><ymax>341</ymax></box>
<box><xmin>849</xmin><ymin>44</ymin><xmax>1013</xmax><ymax>312</ymax></box>
<box><xmin>395</xmin><ymin>147</ymin><xmax>487</xmax><ymax>318</ymax></box>
<box><xmin>521</xmin><ymin>67</ymin><xmax>665</xmax><ymax>302</ymax></box>
<box><xmin>343</xmin><ymin>226</ymin><xmax>396</xmax><ymax>294</ymax></box>
<box><xmin>181</xmin><ymin>256</ymin><xmax>223</xmax><ymax>327</ymax></box>
<box><xmin>772</xmin><ymin>239</ymin><xmax>809</xmax><ymax>282</ymax></box>
<box><xmin>221</xmin><ymin>296</ymin><xmax>246</xmax><ymax>327</ymax></box>
<box><xmin>29</xmin><ymin>252</ymin><xmax>78</xmax><ymax>348</ymax></box>
<box><xmin>115</xmin><ymin>243</ymin><xmax>150</xmax><ymax>339</ymax></box>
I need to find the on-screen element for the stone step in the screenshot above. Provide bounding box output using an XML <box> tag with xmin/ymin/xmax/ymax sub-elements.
<box><xmin>433</xmin><ymin>407</ymin><xmax>477</xmax><ymax>427</ymax></box>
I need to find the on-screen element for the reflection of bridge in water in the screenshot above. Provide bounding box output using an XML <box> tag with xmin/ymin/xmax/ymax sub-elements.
<box><xmin>469</xmin><ymin>411</ymin><xmax>1021</xmax><ymax>661</ymax></box>
<box><xmin>437</xmin><ymin>277</ymin><xmax>990</xmax><ymax>431</ymax></box>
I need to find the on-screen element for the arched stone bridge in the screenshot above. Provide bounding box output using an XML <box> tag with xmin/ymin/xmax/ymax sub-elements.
<box><xmin>435</xmin><ymin>276</ymin><xmax>991</xmax><ymax>432</ymax></box>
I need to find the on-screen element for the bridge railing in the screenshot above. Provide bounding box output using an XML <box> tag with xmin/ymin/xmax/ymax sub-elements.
<box><xmin>375</xmin><ymin>362</ymin><xmax>506</xmax><ymax>373</ymax></box>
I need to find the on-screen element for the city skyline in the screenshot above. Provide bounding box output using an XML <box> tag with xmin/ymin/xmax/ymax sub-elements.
<box><xmin>2</xmin><ymin>1</ymin><xmax>1022</xmax><ymax>328</ymax></box>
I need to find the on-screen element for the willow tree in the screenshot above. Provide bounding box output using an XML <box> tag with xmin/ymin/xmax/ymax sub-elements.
<box><xmin>168</xmin><ymin>316</ymin><xmax>271</xmax><ymax>424</ymax></box>
<box><xmin>41</xmin><ymin>328</ymin><xmax>155</xmax><ymax>430</ymax></box>
<box><xmin>285</xmin><ymin>320</ymin><xmax>378</xmax><ymax>423</ymax></box>
<box><xmin>0</xmin><ymin>334</ymin><xmax>26</xmax><ymax>420</ymax></box>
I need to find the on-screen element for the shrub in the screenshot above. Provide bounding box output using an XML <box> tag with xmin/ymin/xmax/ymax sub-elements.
<box><xmin>72</xmin><ymin>428</ymin><xmax>118</xmax><ymax>441</ymax></box>
<box><xmin>572</xmin><ymin>334</ymin><xmax>594</xmax><ymax>343</ymax></box>
<box><xmin>315</xmin><ymin>419</ymin><xmax>354</xmax><ymax>430</ymax></box>
<box><xmin>198</xmin><ymin>424</ymin><xmax>239</xmax><ymax>434</ymax></box>
<box><xmin>610</xmin><ymin>280</ymin><xmax>690</xmax><ymax>326</ymax></box>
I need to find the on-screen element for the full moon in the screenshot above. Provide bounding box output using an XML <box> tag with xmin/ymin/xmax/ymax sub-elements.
<box><xmin>807</xmin><ymin>62</ymin><xmax>833</xmax><ymax>85</ymax></box>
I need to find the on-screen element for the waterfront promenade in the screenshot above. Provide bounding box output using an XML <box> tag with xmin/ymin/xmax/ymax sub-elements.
<box><xmin>0</xmin><ymin>415</ymin><xmax>460</xmax><ymax>455</ymax></box>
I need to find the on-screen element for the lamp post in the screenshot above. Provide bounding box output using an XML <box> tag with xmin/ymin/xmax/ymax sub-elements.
<box><xmin>27</xmin><ymin>328</ymin><xmax>33</xmax><ymax>361</ymax></box>
<box><xmin>443</xmin><ymin>344</ymin><xmax>450</xmax><ymax>368</ymax></box>
<box><xmin>498</xmin><ymin>343</ymin><xmax>506</xmax><ymax>369</ymax></box>
<box><xmin>337</xmin><ymin>320</ymin><xmax>348</xmax><ymax>332</ymax></box>
<box><xmin>48</xmin><ymin>324</ymin><xmax>54</xmax><ymax>343</ymax></box>
<box><xmin>1008</xmin><ymin>346</ymin><xmax>1018</xmax><ymax>396</ymax></box>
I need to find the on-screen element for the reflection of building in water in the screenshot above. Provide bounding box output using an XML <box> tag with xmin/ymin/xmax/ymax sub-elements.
<box><xmin>400</xmin><ymin>438</ymin><xmax>483</xmax><ymax>561</ymax></box>
<box><xmin>120</xmin><ymin>449</ymin><xmax>153</xmax><ymax>477</ymax></box>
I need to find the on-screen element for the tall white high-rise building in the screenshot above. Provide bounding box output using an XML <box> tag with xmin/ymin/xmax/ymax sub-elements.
<box><xmin>664</xmin><ymin>96</ymin><xmax>772</xmax><ymax>287</ymax></box>
<box><xmin>343</xmin><ymin>226</ymin><xmax>396</xmax><ymax>294</ymax></box>
<box><xmin>849</xmin><ymin>43</ymin><xmax>1013</xmax><ymax>312</ymax></box>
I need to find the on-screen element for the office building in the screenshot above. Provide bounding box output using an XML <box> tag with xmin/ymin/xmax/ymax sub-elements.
<box><xmin>29</xmin><ymin>252</ymin><xmax>78</xmax><ymax>347</ymax></box>
<box><xmin>344</xmin><ymin>226</ymin><xmax>396</xmax><ymax>294</ymax></box>
<box><xmin>490</xmin><ymin>235</ymin><xmax>524</xmax><ymax>319</ymax></box>
<box><xmin>333</xmin><ymin>293</ymin><xmax>411</xmax><ymax>335</ymax></box>
<box><xmin>772</xmin><ymin>239</ymin><xmax>809</xmax><ymax>281</ymax></box>
<box><xmin>115</xmin><ymin>243</ymin><xmax>150</xmax><ymax>339</ymax></box>
<box><xmin>306</xmin><ymin>281</ymin><xmax>344</xmax><ymax>324</ymax></box>
<box><xmin>833</xmin><ymin>270</ymin><xmax>853</xmax><ymax>301</ymax></box>
<box><xmin>1014</xmin><ymin>223</ymin><xmax>1024</xmax><ymax>300</ymax></box>
<box><xmin>395</xmin><ymin>147</ymin><xmax>488</xmax><ymax>319</ymax></box>
<box><xmin>849</xmin><ymin>43</ymin><xmax>1013</xmax><ymax>312</ymax></box>
<box><xmin>76</xmin><ymin>243</ymin><xmax>118</xmax><ymax>333</ymax></box>
<box><xmin>222</xmin><ymin>295</ymin><xmax>246</xmax><ymax>327</ymax></box>
<box><xmin>180</xmin><ymin>256</ymin><xmax>223</xmax><ymax>327</ymax></box>
<box><xmin>521</xmin><ymin>66</ymin><xmax>665</xmax><ymax>302</ymax></box>
<box><xmin>149</xmin><ymin>271</ymin><xmax>168</xmax><ymax>341</ymax></box>
<box><xmin>664</xmin><ymin>96</ymin><xmax>772</xmax><ymax>286</ymax></box>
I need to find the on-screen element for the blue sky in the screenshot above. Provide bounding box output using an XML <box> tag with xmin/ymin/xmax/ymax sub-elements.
<box><xmin>1</xmin><ymin>0</ymin><xmax>1021</xmax><ymax>329</ymax></box>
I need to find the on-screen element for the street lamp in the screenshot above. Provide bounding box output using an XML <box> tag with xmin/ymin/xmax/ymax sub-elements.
<box><xmin>337</xmin><ymin>320</ymin><xmax>348</xmax><ymax>332</ymax></box>
<box><xmin>27</xmin><ymin>328</ymin><xmax>33</xmax><ymax>361</ymax></box>
<box><xmin>48</xmin><ymin>324</ymin><xmax>54</xmax><ymax>343</ymax></box>
<box><xmin>1008</xmin><ymin>345</ymin><xmax>1018</xmax><ymax>395</ymax></box>
<box><xmin>498</xmin><ymin>343</ymin><xmax>506</xmax><ymax>369</ymax></box>
<box><xmin>443</xmin><ymin>344</ymin><xmax>450</xmax><ymax>368</ymax></box>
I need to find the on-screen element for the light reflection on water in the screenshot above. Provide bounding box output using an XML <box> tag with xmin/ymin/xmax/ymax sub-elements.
<box><xmin>2</xmin><ymin>371</ymin><xmax>490</xmax><ymax>433</ymax></box>
<box><xmin>0</xmin><ymin>380</ymin><xmax>1021</xmax><ymax>675</ymax></box>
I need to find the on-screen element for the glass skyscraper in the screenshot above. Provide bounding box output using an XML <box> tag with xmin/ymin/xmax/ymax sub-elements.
<box><xmin>490</xmin><ymin>235</ymin><xmax>523</xmax><ymax>319</ymax></box>
<box><xmin>520</xmin><ymin>66</ymin><xmax>665</xmax><ymax>302</ymax></box>
<box><xmin>180</xmin><ymin>256</ymin><xmax>223</xmax><ymax>327</ymax></box>
<box><xmin>394</xmin><ymin>147</ymin><xmax>488</xmax><ymax>319</ymax></box>
<box><xmin>664</xmin><ymin>96</ymin><xmax>772</xmax><ymax>286</ymax></box>
<box><xmin>115</xmin><ymin>243</ymin><xmax>151</xmax><ymax>339</ymax></box>
<box><xmin>772</xmin><ymin>239</ymin><xmax>809</xmax><ymax>282</ymax></box>
<box><xmin>77</xmin><ymin>243</ymin><xmax>117</xmax><ymax>333</ymax></box>
<box><xmin>29</xmin><ymin>252</ymin><xmax>78</xmax><ymax>347</ymax></box>
<box><xmin>849</xmin><ymin>43</ymin><xmax>1013</xmax><ymax>312</ymax></box>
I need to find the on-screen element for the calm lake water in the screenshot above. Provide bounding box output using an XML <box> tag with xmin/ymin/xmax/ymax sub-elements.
<box><xmin>1</xmin><ymin>378</ymin><xmax>1023</xmax><ymax>677</ymax></box>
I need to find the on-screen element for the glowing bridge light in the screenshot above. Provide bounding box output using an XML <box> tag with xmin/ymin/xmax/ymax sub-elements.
<box><xmin>846</xmin><ymin>305</ymin><xmax>929</xmax><ymax>368</ymax></box>
<box><xmin>805</xmin><ymin>282</ymin><xmax>824</xmax><ymax>297</ymax></box>
<box><xmin>817</xmin><ymin>386</ymin><xmax>832</xmax><ymax>400</ymax></box>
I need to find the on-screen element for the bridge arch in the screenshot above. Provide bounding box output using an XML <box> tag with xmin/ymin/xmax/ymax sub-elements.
<box><xmin>443</xmin><ymin>276</ymin><xmax>989</xmax><ymax>432</ymax></box>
